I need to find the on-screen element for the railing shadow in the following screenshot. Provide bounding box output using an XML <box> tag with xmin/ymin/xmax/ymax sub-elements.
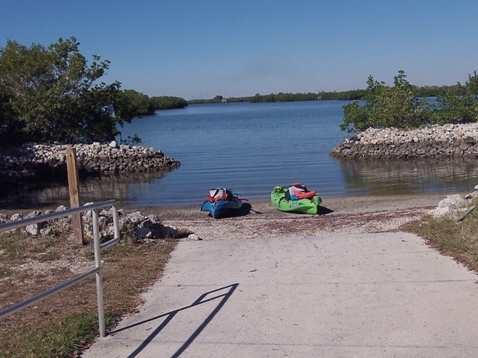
<box><xmin>110</xmin><ymin>283</ymin><xmax>239</xmax><ymax>358</ymax></box>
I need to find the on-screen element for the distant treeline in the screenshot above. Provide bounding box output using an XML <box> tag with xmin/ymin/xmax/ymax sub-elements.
<box><xmin>188</xmin><ymin>85</ymin><xmax>464</xmax><ymax>105</ymax></box>
<box><xmin>119</xmin><ymin>89</ymin><xmax>188</xmax><ymax>118</ymax></box>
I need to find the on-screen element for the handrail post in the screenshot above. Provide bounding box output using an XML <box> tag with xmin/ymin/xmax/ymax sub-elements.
<box><xmin>112</xmin><ymin>206</ymin><xmax>120</xmax><ymax>240</ymax></box>
<box><xmin>92</xmin><ymin>208</ymin><xmax>106</xmax><ymax>337</ymax></box>
<box><xmin>66</xmin><ymin>148</ymin><xmax>85</xmax><ymax>245</ymax></box>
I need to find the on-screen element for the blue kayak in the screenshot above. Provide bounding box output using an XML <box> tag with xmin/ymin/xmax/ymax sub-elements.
<box><xmin>201</xmin><ymin>188</ymin><xmax>243</xmax><ymax>219</ymax></box>
<box><xmin>201</xmin><ymin>198</ymin><xmax>243</xmax><ymax>219</ymax></box>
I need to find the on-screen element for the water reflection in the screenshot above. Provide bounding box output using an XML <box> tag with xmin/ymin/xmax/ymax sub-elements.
<box><xmin>337</xmin><ymin>157</ymin><xmax>478</xmax><ymax>196</ymax></box>
<box><xmin>0</xmin><ymin>169</ymin><xmax>174</xmax><ymax>210</ymax></box>
<box><xmin>2</xmin><ymin>158</ymin><xmax>478</xmax><ymax>211</ymax></box>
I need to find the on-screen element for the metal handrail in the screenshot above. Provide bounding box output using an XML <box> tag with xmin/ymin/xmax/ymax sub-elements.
<box><xmin>0</xmin><ymin>200</ymin><xmax>116</xmax><ymax>231</ymax></box>
<box><xmin>0</xmin><ymin>200</ymin><xmax>120</xmax><ymax>338</ymax></box>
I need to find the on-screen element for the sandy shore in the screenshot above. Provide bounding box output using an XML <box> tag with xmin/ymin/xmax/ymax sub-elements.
<box><xmin>139</xmin><ymin>194</ymin><xmax>447</xmax><ymax>241</ymax></box>
<box><xmin>0</xmin><ymin>193</ymin><xmax>450</xmax><ymax>240</ymax></box>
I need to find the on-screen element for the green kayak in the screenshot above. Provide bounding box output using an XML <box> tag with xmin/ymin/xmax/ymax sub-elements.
<box><xmin>271</xmin><ymin>185</ymin><xmax>322</xmax><ymax>215</ymax></box>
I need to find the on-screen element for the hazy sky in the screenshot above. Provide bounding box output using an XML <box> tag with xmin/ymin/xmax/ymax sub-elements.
<box><xmin>2</xmin><ymin>1</ymin><xmax>477</xmax><ymax>100</ymax></box>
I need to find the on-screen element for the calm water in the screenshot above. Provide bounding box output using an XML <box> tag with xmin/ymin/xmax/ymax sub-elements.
<box><xmin>2</xmin><ymin>101</ymin><xmax>478</xmax><ymax>209</ymax></box>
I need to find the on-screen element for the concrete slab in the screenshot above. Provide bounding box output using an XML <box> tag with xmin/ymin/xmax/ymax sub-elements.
<box><xmin>82</xmin><ymin>232</ymin><xmax>478</xmax><ymax>358</ymax></box>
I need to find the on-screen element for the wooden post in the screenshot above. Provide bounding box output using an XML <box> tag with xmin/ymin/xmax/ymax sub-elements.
<box><xmin>66</xmin><ymin>148</ymin><xmax>85</xmax><ymax>245</ymax></box>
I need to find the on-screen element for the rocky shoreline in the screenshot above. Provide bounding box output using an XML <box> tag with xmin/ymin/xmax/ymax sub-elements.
<box><xmin>331</xmin><ymin>123</ymin><xmax>478</xmax><ymax>159</ymax></box>
<box><xmin>0</xmin><ymin>141</ymin><xmax>180</xmax><ymax>184</ymax></box>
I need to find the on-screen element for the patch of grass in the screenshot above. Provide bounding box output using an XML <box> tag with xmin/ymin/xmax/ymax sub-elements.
<box><xmin>0</xmin><ymin>230</ymin><xmax>177</xmax><ymax>358</ymax></box>
<box><xmin>0</xmin><ymin>231</ymin><xmax>28</xmax><ymax>260</ymax></box>
<box><xmin>401</xmin><ymin>208</ymin><xmax>478</xmax><ymax>272</ymax></box>
<box><xmin>35</xmin><ymin>249</ymin><xmax>62</xmax><ymax>262</ymax></box>
<box><xmin>0</xmin><ymin>232</ymin><xmax>62</xmax><ymax>263</ymax></box>
<box><xmin>2</xmin><ymin>311</ymin><xmax>116</xmax><ymax>358</ymax></box>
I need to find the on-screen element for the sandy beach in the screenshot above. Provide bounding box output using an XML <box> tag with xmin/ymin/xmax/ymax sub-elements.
<box><xmin>139</xmin><ymin>193</ymin><xmax>448</xmax><ymax>240</ymax></box>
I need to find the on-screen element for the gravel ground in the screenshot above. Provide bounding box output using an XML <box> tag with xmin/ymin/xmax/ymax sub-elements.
<box><xmin>139</xmin><ymin>194</ymin><xmax>448</xmax><ymax>241</ymax></box>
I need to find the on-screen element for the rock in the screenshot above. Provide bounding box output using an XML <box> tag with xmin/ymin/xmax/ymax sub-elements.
<box><xmin>40</xmin><ymin>226</ymin><xmax>56</xmax><ymax>237</ymax></box>
<box><xmin>187</xmin><ymin>234</ymin><xmax>201</xmax><ymax>241</ymax></box>
<box><xmin>125</xmin><ymin>211</ymin><xmax>147</xmax><ymax>224</ymax></box>
<box><xmin>138</xmin><ymin>218</ymin><xmax>154</xmax><ymax>228</ymax></box>
<box><xmin>2</xmin><ymin>205</ymin><xmax>196</xmax><ymax>242</ymax></box>
<box><xmin>9</xmin><ymin>214</ymin><xmax>23</xmax><ymax>221</ymax></box>
<box><xmin>25</xmin><ymin>210</ymin><xmax>42</xmax><ymax>219</ymax></box>
<box><xmin>26</xmin><ymin>223</ymin><xmax>40</xmax><ymax>235</ymax></box>
<box><xmin>429</xmin><ymin>192</ymin><xmax>477</xmax><ymax>218</ymax></box>
<box><xmin>0</xmin><ymin>143</ymin><xmax>180</xmax><ymax>185</ymax></box>
<box><xmin>437</xmin><ymin>194</ymin><xmax>467</xmax><ymax>209</ymax></box>
<box><xmin>331</xmin><ymin>123</ymin><xmax>478</xmax><ymax>159</ymax></box>
<box><xmin>135</xmin><ymin>226</ymin><xmax>153</xmax><ymax>238</ymax></box>
<box><xmin>429</xmin><ymin>206</ymin><xmax>453</xmax><ymax>217</ymax></box>
<box><xmin>158</xmin><ymin>224</ymin><xmax>178</xmax><ymax>238</ymax></box>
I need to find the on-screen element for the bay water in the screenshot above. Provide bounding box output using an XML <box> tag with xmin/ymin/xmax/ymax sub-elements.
<box><xmin>3</xmin><ymin>100</ymin><xmax>478</xmax><ymax>209</ymax></box>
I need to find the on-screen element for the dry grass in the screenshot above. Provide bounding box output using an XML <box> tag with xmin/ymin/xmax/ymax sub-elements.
<box><xmin>401</xmin><ymin>206</ymin><xmax>478</xmax><ymax>273</ymax></box>
<box><xmin>0</xmin><ymin>229</ymin><xmax>177</xmax><ymax>358</ymax></box>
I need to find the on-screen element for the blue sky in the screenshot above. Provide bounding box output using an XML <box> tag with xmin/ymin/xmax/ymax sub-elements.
<box><xmin>2</xmin><ymin>1</ymin><xmax>478</xmax><ymax>100</ymax></box>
